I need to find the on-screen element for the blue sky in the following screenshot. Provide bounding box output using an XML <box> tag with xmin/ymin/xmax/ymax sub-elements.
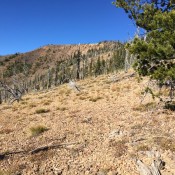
<box><xmin>0</xmin><ymin>0</ymin><xmax>136</xmax><ymax>55</ymax></box>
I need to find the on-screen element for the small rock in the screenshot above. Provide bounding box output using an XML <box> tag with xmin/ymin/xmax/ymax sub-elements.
<box><xmin>82</xmin><ymin>117</ymin><xmax>92</xmax><ymax>123</ymax></box>
<box><xmin>108</xmin><ymin>130</ymin><xmax>123</xmax><ymax>139</ymax></box>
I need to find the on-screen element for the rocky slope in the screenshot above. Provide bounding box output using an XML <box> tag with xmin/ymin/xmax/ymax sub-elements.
<box><xmin>0</xmin><ymin>71</ymin><xmax>175</xmax><ymax>175</ymax></box>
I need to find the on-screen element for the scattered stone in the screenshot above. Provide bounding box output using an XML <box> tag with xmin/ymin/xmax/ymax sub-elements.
<box><xmin>82</xmin><ymin>116</ymin><xmax>92</xmax><ymax>124</ymax></box>
<box><xmin>108</xmin><ymin>129</ymin><xmax>123</xmax><ymax>139</ymax></box>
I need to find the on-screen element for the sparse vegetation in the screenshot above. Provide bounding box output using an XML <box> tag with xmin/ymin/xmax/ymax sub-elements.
<box><xmin>136</xmin><ymin>144</ymin><xmax>150</xmax><ymax>152</ymax></box>
<box><xmin>153</xmin><ymin>137</ymin><xmax>175</xmax><ymax>152</ymax></box>
<box><xmin>109</xmin><ymin>139</ymin><xmax>128</xmax><ymax>157</ymax></box>
<box><xmin>1</xmin><ymin>71</ymin><xmax>175</xmax><ymax>174</ymax></box>
<box><xmin>35</xmin><ymin>108</ymin><xmax>50</xmax><ymax>114</ymax></box>
<box><xmin>0</xmin><ymin>42</ymin><xmax>127</xmax><ymax>104</ymax></box>
<box><xmin>0</xmin><ymin>40</ymin><xmax>175</xmax><ymax>174</ymax></box>
<box><xmin>0</xmin><ymin>128</ymin><xmax>13</xmax><ymax>135</ymax></box>
<box><xmin>79</xmin><ymin>95</ymin><xmax>88</xmax><ymax>100</ymax></box>
<box><xmin>43</xmin><ymin>100</ymin><xmax>52</xmax><ymax>105</ymax></box>
<box><xmin>89</xmin><ymin>96</ymin><xmax>103</xmax><ymax>102</ymax></box>
<box><xmin>57</xmin><ymin>106</ymin><xmax>67</xmax><ymax>111</ymax></box>
<box><xmin>29</xmin><ymin>103</ymin><xmax>37</xmax><ymax>108</ymax></box>
<box><xmin>30</xmin><ymin>125</ymin><xmax>48</xmax><ymax>136</ymax></box>
<box><xmin>132</xmin><ymin>102</ymin><xmax>157</xmax><ymax>112</ymax></box>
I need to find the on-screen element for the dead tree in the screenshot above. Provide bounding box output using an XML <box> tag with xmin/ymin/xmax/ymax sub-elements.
<box><xmin>68</xmin><ymin>79</ymin><xmax>80</xmax><ymax>92</ymax></box>
<box><xmin>125</xmin><ymin>49</ymin><xmax>130</xmax><ymax>73</ymax></box>
<box><xmin>0</xmin><ymin>81</ymin><xmax>24</xmax><ymax>104</ymax></box>
<box><xmin>136</xmin><ymin>151</ymin><xmax>165</xmax><ymax>175</ymax></box>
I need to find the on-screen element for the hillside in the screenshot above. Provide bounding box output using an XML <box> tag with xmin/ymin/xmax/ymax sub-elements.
<box><xmin>0</xmin><ymin>71</ymin><xmax>175</xmax><ymax>175</ymax></box>
<box><xmin>0</xmin><ymin>41</ymin><xmax>124</xmax><ymax>80</ymax></box>
<box><xmin>0</xmin><ymin>41</ymin><xmax>128</xmax><ymax>104</ymax></box>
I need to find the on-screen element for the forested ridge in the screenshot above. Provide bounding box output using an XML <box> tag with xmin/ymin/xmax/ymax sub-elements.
<box><xmin>0</xmin><ymin>41</ymin><xmax>134</xmax><ymax>103</ymax></box>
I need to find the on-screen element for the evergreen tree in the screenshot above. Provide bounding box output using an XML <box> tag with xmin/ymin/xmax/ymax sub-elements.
<box><xmin>75</xmin><ymin>50</ymin><xmax>81</xmax><ymax>80</ymax></box>
<box><xmin>47</xmin><ymin>69</ymin><xmax>52</xmax><ymax>89</ymax></box>
<box><xmin>54</xmin><ymin>62</ymin><xmax>59</xmax><ymax>86</ymax></box>
<box><xmin>94</xmin><ymin>57</ymin><xmax>102</xmax><ymax>76</ymax></box>
<box><xmin>114</xmin><ymin>0</ymin><xmax>175</xmax><ymax>98</ymax></box>
<box><xmin>112</xmin><ymin>50</ymin><xmax>125</xmax><ymax>70</ymax></box>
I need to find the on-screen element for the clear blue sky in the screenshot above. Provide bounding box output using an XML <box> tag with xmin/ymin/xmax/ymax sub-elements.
<box><xmin>0</xmin><ymin>0</ymin><xmax>136</xmax><ymax>55</ymax></box>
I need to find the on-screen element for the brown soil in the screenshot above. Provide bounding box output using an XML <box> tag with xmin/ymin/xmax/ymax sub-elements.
<box><xmin>0</xmin><ymin>71</ymin><xmax>175</xmax><ymax>175</ymax></box>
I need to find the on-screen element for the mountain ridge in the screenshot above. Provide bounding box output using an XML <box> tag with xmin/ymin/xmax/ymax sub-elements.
<box><xmin>0</xmin><ymin>41</ymin><xmax>125</xmax><ymax>82</ymax></box>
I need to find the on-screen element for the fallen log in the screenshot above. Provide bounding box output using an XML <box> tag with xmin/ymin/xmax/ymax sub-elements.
<box><xmin>30</xmin><ymin>142</ymin><xmax>80</xmax><ymax>154</ymax></box>
<box><xmin>0</xmin><ymin>141</ymin><xmax>80</xmax><ymax>160</ymax></box>
<box><xmin>136</xmin><ymin>151</ymin><xmax>165</xmax><ymax>175</ymax></box>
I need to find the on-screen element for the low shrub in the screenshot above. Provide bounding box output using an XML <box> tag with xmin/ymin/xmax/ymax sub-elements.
<box><xmin>35</xmin><ymin>108</ymin><xmax>50</xmax><ymax>114</ymax></box>
<box><xmin>30</xmin><ymin>125</ymin><xmax>48</xmax><ymax>136</ymax></box>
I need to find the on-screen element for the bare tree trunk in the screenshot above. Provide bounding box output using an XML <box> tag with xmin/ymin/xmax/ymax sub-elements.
<box><xmin>0</xmin><ymin>81</ymin><xmax>24</xmax><ymax>104</ymax></box>
<box><xmin>125</xmin><ymin>49</ymin><xmax>130</xmax><ymax>73</ymax></box>
<box><xmin>136</xmin><ymin>151</ymin><xmax>164</xmax><ymax>175</ymax></box>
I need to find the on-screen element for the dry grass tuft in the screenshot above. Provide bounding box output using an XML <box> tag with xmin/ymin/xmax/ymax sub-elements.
<box><xmin>133</xmin><ymin>102</ymin><xmax>156</xmax><ymax>112</ymax></box>
<box><xmin>110</xmin><ymin>84</ymin><xmax>121</xmax><ymax>92</ymax></box>
<box><xmin>30</xmin><ymin>125</ymin><xmax>48</xmax><ymax>136</ymax></box>
<box><xmin>131</xmin><ymin>124</ymin><xmax>143</xmax><ymax>130</ymax></box>
<box><xmin>38</xmin><ymin>96</ymin><xmax>45</xmax><ymax>99</ymax></box>
<box><xmin>153</xmin><ymin>137</ymin><xmax>175</xmax><ymax>152</ymax></box>
<box><xmin>0</xmin><ymin>128</ymin><xmax>14</xmax><ymax>135</ymax></box>
<box><xmin>79</xmin><ymin>96</ymin><xmax>86</xmax><ymax>100</ymax></box>
<box><xmin>43</xmin><ymin>100</ymin><xmax>53</xmax><ymax>106</ymax></box>
<box><xmin>109</xmin><ymin>139</ymin><xmax>128</xmax><ymax>157</ymax></box>
<box><xmin>20</xmin><ymin>101</ymin><xmax>28</xmax><ymax>105</ymax></box>
<box><xmin>57</xmin><ymin>106</ymin><xmax>67</xmax><ymax>111</ymax></box>
<box><xmin>89</xmin><ymin>96</ymin><xmax>103</xmax><ymax>102</ymax></box>
<box><xmin>136</xmin><ymin>144</ymin><xmax>150</xmax><ymax>152</ymax></box>
<box><xmin>29</xmin><ymin>103</ymin><xmax>37</xmax><ymax>108</ymax></box>
<box><xmin>158</xmin><ymin>88</ymin><xmax>170</xmax><ymax>96</ymax></box>
<box><xmin>35</xmin><ymin>108</ymin><xmax>50</xmax><ymax>114</ymax></box>
<box><xmin>59</xmin><ymin>88</ymin><xmax>71</xmax><ymax>95</ymax></box>
<box><xmin>23</xmin><ymin>97</ymin><xmax>30</xmax><ymax>101</ymax></box>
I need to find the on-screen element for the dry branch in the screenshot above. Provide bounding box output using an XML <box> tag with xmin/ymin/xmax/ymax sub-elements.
<box><xmin>0</xmin><ymin>141</ymin><xmax>80</xmax><ymax>160</ymax></box>
<box><xmin>0</xmin><ymin>80</ymin><xmax>24</xmax><ymax>104</ymax></box>
<box><xmin>30</xmin><ymin>142</ymin><xmax>79</xmax><ymax>154</ymax></box>
<box><xmin>68</xmin><ymin>80</ymin><xmax>80</xmax><ymax>92</ymax></box>
<box><xmin>135</xmin><ymin>151</ymin><xmax>165</xmax><ymax>175</ymax></box>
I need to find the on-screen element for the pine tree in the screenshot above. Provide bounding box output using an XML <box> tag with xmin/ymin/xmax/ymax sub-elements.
<box><xmin>94</xmin><ymin>57</ymin><xmax>102</xmax><ymax>76</ymax></box>
<box><xmin>54</xmin><ymin>62</ymin><xmax>59</xmax><ymax>86</ymax></box>
<box><xmin>114</xmin><ymin>0</ymin><xmax>175</xmax><ymax>99</ymax></box>
<box><xmin>47</xmin><ymin>69</ymin><xmax>52</xmax><ymax>89</ymax></box>
<box><xmin>112</xmin><ymin>49</ymin><xmax>125</xmax><ymax>71</ymax></box>
<box><xmin>75</xmin><ymin>50</ymin><xmax>81</xmax><ymax>80</ymax></box>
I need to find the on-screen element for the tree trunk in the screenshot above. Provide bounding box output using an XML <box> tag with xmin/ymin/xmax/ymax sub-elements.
<box><xmin>136</xmin><ymin>151</ymin><xmax>164</xmax><ymax>175</ymax></box>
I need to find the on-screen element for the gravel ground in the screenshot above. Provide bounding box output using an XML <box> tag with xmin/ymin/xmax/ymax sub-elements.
<box><xmin>0</xmin><ymin>72</ymin><xmax>175</xmax><ymax>175</ymax></box>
